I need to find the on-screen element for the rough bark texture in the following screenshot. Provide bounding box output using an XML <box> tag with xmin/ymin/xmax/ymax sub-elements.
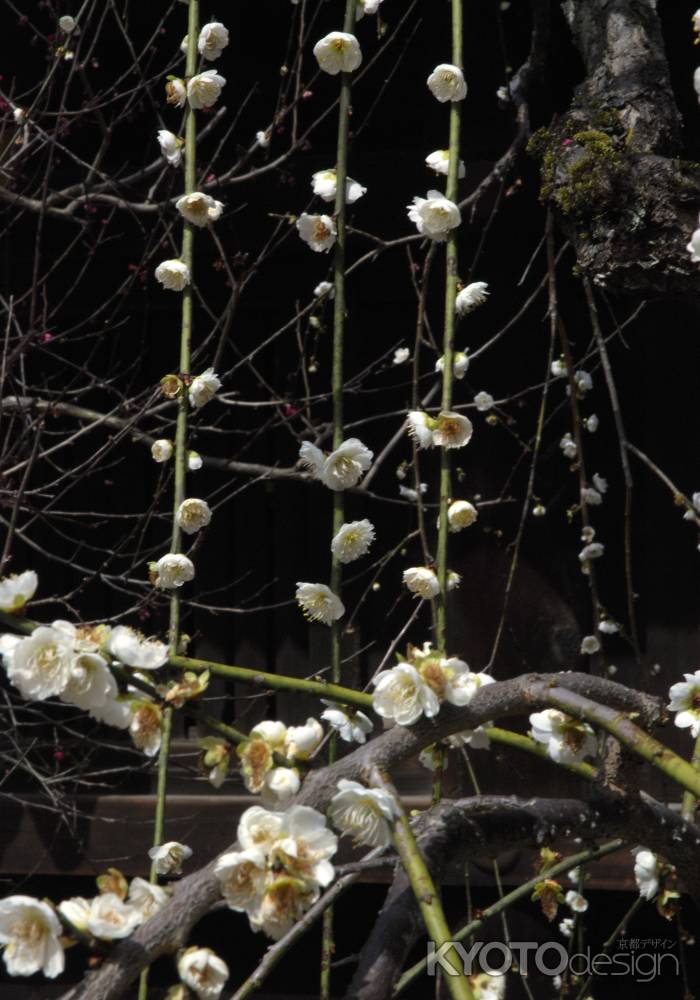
<box><xmin>531</xmin><ymin>0</ymin><xmax>700</xmax><ymax>296</ymax></box>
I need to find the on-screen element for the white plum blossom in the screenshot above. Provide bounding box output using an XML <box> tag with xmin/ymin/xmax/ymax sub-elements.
<box><xmin>320</xmin><ymin>702</ymin><xmax>373</xmax><ymax>743</ymax></box>
<box><xmin>176</xmin><ymin>498</ymin><xmax>212</xmax><ymax>536</ymax></box>
<box><xmin>551</xmin><ymin>358</ymin><xmax>567</xmax><ymax>377</ymax></box>
<box><xmin>106</xmin><ymin>625</ymin><xmax>168</xmax><ymax>670</ymax></box>
<box><xmin>633</xmin><ymin>849</ymin><xmax>660</xmax><ymax>900</ymax></box>
<box><xmin>599</xmin><ymin>619</ymin><xmax>619</xmax><ymax>635</ymax></box>
<box><xmin>331</xmin><ymin>519</ymin><xmax>375</xmax><ymax>563</ymax></box>
<box><xmin>148</xmin><ymin>841</ymin><xmax>192</xmax><ymax>876</ymax></box>
<box><xmin>687</xmin><ymin>220</ymin><xmax>700</xmax><ymax>262</ymax></box>
<box><xmin>176</xmin><ymin>192</ymin><xmax>224</xmax><ymax>227</ymax></box>
<box><xmin>0</xmin><ymin>570</ymin><xmax>38</xmax><ymax>613</ymax></box>
<box><xmin>427</xmin><ymin>63</ymin><xmax>467</xmax><ymax>102</ymax></box>
<box><xmin>154</xmin><ymin>553</ymin><xmax>195</xmax><ymax>589</ymax></box>
<box><xmin>61</xmin><ymin>651</ymin><xmax>116</xmax><ymax>712</ymax></box>
<box><xmin>402</xmin><ymin>566</ymin><xmax>439</xmax><ymax>599</ymax></box>
<box><xmin>314</xmin><ymin>280</ymin><xmax>334</xmax><ymax>298</ymax></box>
<box><xmin>433</xmin><ymin>411</ymin><xmax>473</xmax><ymax>448</ymax></box>
<box><xmin>3</xmin><ymin>624</ymin><xmax>74</xmax><ymax>700</ymax></box>
<box><xmin>299</xmin><ymin>438</ymin><xmax>373</xmax><ymax>490</ymax></box>
<box><xmin>581</xmin><ymin>487</ymin><xmax>602</xmax><ymax>506</ymax></box>
<box><xmin>585</xmin><ymin>414</ymin><xmax>599</xmax><ymax>432</ymax></box>
<box><xmin>313</xmin><ymin>32</ymin><xmax>362</xmax><ymax>75</ymax></box>
<box><xmin>215</xmin><ymin>846</ymin><xmax>267</xmax><ymax>912</ymax></box>
<box><xmin>0</xmin><ymin>896</ymin><xmax>64</xmax><ymax>978</ymax></box>
<box><xmin>532</xmin><ymin>503</ymin><xmax>547</xmax><ymax>517</ymax></box>
<box><xmin>399</xmin><ymin>484</ymin><xmax>427</xmax><ymax>502</ymax></box>
<box><xmin>127</xmin><ymin>878</ymin><xmax>169</xmax><ymax>921</ymax></box>
<box><xmin>189</xmin><ymin>368</ymin><xmax>222</xmax><ymax>409</ymax></box>
<box><xmin>565</xmin><ymin>890</ymin><xmax>589</xmax><ymax>913</ymax></box>
<box><xmin>90</xmin><ymin>694</ymin><xmax>134</xmax><ymax>730</ymax></box>
<box><xmin>284</xmin><ymin>718</ymin><xmax>324</xmax><ymax>760</ymax></box>
<box><xmin>529</xmin><ymin>708</ymin><xmax>597</xmax><ymax>764</ymax></box>
<box><xmin>59</xmin><ymin>15</ymin><xmax>76</xmax><ymax>32</ymax></box>
<box><xmin>425</xmin><ymin>149</ymin><xmax>466</xmax><ymax>178</ymax></box>
<box><xmin>393</xmin><ymin>347</ymin><xmax>410</xmax><ymax>364</ymax></box>
<box><xmin>579</xmin><ymin>542</ymin><xmax>605</xmax><ymax>563</ymax></box>
<box><xmin>694</xmin><ymin>67</ymin><xmax>700</xmax><ymax>104</ymax></box>
<box><xmin>455</xmin><ymin>282</ymin><xmax>489</xmax><ymax>315</ymax></box>
<box><xmin>151</xmin><ymin>439</ymin><xmax>174</xmax><ymax>463</ymax></box>
<box><xmin>12</xmin><ymin>107</ymin><xmax>26</xmax><ymax>125</ymax></box>
<box><xmin>296</xmin><ymin>213</ymin><xmax>336</xmax><ymax>252</ymax></box>
<box><xmin>573</xmin><ymin>370</ymin><xmax>593</xmax><ymax>394</ymax></box>
<box><xmin>372</xmin><ymin>662</ymin><xmax>439</xmax><ymax>725</ymax></box>
<box><xmin>580</xmin><ymin>635</ymin><xmax>601</xmax><ymax>655</ymax></box>
<box><xmin>447</xmin><ymin>500</ymin><xmax>478</xmax><ymax>532</ymax></box>
<box><xmin>407</xmin><ymin>410</ymin><xmax>435</xmax><ymax>449</ymax></box>
<box><xmin>356</xmin><ymin>0</ymin><xmax>383</xmax><ymax>18</ymax></box>
<box><xmin>593</xmin><ymin>473</ymin><xmax>608</xmax><ymax>494</ymax></box>
<box><xmin>187</xmin><ymin>70</ymin><xmax>226</xmax><ymax>110</ymax></box>
<box><xmin>435</xmin><ymin>351</ymin><xmax>469</xmax><ymax>379</ymax></box>
<box><xmin>256</xmin><ymin>129</ymin><xmax>271</xmax><ymax>149</ymax></box>
<box><xmin>130</xmin><ymin>701</ymin><xmax>162</xmax><ymax>757</ymax></box>
<box><xmin>155</xmin><ymin>259</ymin><xmax>190</xmax><ymax>291</ymax></box>
<box><xmin>57</xmin><ymin>897</ymin><xmax>91</xmax><ymax>932</ymax></box>
<box><xmin>329</xmin><ymin>779</ymin><xmax>399</xmax><ymax>847</ymax></box>
<box><xmin>198</xmin><ymin>22</ymin><xmax>229</xmax><ymax>61</ymax></box>
<box><xmin>311</xmin><ymin>169</ymin><xmax>366</xmax><ymax>204</ymax></box>
<box><xmin>86</xmin><ymin>893</ymin><xmax>142</xmax><ymax>940</ymax></box>
<box><xmin>474</xmin><ymin>391</ymin><xmax>494</xmax><ymax>412</ymax></box>
<box><xmin>560</xmin><ymin>433</ymin><xmax>577</xmax><ymax>459</ymax></box>
<box><xmin>188</xmin><ymin>451</ymin><xmax>203</xmax><ymax>471</ymax></box>
<box><xmin>261</xmin><ymin>767</ymin><xmax>300</xmax><ymax>807</ymax></box>
<box><xmin>295</xmin><ymin>582</ymin><xmax>345</xmax><ymax>626</ymax></box>
<box><xmin>178</xmin><ymin>946</ymin><xmax>229</xmax><ymax>999</ymax></box>
<box><xmin>157</xmin><ymin>130</ymin><xmax>182</xmax><ymax>167</ymax></box>
<box><xmin>668</xmin><ymin>670</ymin><xmax>700</xmax><ymax>738</ymax></box>
<box><xmin>559</xmin><ymin>916</ymin><xmax>575</xmax><ymax>938</ymax></box>
<box><xmin>166</xmin><ymin>78</ymin><xmax>187</xmax><ymax>108</ymax></box>
<box><xmin>408</xmin><ymin>191</ymin><xmax>461</xmax><ymax>241</ymax></box>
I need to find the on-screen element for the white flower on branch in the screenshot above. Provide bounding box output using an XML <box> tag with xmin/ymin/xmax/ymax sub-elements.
<box><xmin>425</xmin><ymin>149</ymin><xmax>466</xmax><ymax>178</ymax></box>
<box><xmin>90</xmin><ymin>694</ymin><xmax>133</xmax><ymax>730</ymax></box>
<box><xmin>127</xmin><ymin>878</ymin><xmax>169</xmax><ymax>921</ymax></box>
<box><xmin>215</xmin><ymin>846</ymin><xmax>267</xmax><ymax>912</ymax></box>
<box><xmin>130</xmin><ymin>700</ymin><xmax>162</xmax><ymax>757</ymax></box>
<box><xmin>529</xmin><ymin>708</ymin><xmax>597</xmax><ymax>764</ymax></box>
<box><xmin>433</xmin><ymin>411</ymin><xmax>473</xmax><ymax>448</ymax></box>
<box><xmin>176</xmin><ymin>498</ymin><xmax>212</xmax><ymax>536</ymax></box>
<box><xmin>256</xmin><ymin>129</ymin><xmax>271</xmax><ymax>149</ymax></box>
<box><xmin>593</xmin><ymin>472</ymin><xmax>608</xmax><ymax>493</ymax></box>
<box><xmin>447</xmin><ymin>499</ymin><xmax>478</xmax><ymax>531</ymax></box>
<box><xmin>299</xmin><ymin>437</ymin><xmax>373</xmax><ymax>490</ymax></box>
<box><xmin>313</xmin><ymin>32</ymin><xmax>362</xmax><ymax>75</ymax></box>
<box><xmin>166</xmin><ymin>78</ymin><xmax>187</xmax><ymax>108</ymax></box>
<box><xmin>189</xmin><ymin>367</ymin><xmax>222</xmax><ymax>409</ymax></box>
<box><xmin>408</xmin><ymin>191</ymin><xmax>461</xmax><ymax>241</ymax></box>
<box><xmin>329</xmin><ymin>779</ymin><xmax>399</xmax><ymax>847</ymax></box>
<box><xmin>551</xmin><ymin>358</ymin><xmax>567</xmax><ymax>377</ymax></box>
<box><xmin>155</xmin><ymin>259</ymin><xmax>190</xmax><ymax>291</ymax></box>
<box><xmin>581</xmin><ymin>487</ymin><xmax>602</xmax><ymax>506</ymax></box>
<box><xmin>331</xmin><ymin>519</ymin><xmax>375</xmax><ymax>563</ymax></box>
<box><xmin>356</xmin><ymin>0</ymin><xmax>384</xmax><ymax>19</ymax></box>
<box><xmin>0</xmin><ymin>896</ymin><xmax>64</xmax><ymax>978</ymax></box>
<box><xmin>580</xmin><ymin>634</ymin><xmax>601</xmax><ymax>655</ymax></box>
<box><xmin>687</xmin><ymin>220</ymin><xmax>700</xmax><ymax>262</ymax></box>
<box><xmin>188</xmin><ymin>451</ymin><xmax>203</xmax><ymax>471</ymax></box>
<box><xmin>399</xmin><ymin>484</ymin><xmax>427</xmax><ymax>501</ymax></box>
<box><xmin>261</xmin><ymin>767</ymin><xmax>301</xmax><ymax>807</ymax></box>
<box><xmin>402</xmin><ymin>566</ymin><xmax>439</xmax><ymax>599</ymax></box>
<box><xmin>59</xmin><ymin>15</ymin><xmax>76</xmax><ymax>33</ymax></box>
<box><xmin>284</xmin><ymin>717</ymin><xmax>324</xmax><ymax>760</ymax></box>
<box><xmin>106</xmin><ymin>625</ymin><xmax>168</xmax><ymax>670</ymax></box>
<box><xmin>585</xmin><ymin>413</ymin><xmax>599</xmax><ymax>432</ymax></box>
<box><xmin>393</xmin><ymin>347</ymin><xmax>410</xmax><ymax>364</ymax></box>
<box><xmin>573</xmin><ymin>370</ymin><xmax>593</xmax><ymax>394</ymax></box>
<box><xmin>668</xmin><ymin>669</ymin><xmax>700</xmax><ymax>738</ymax></box>
<box><xmin>176</xmin><ymin>192</ymin><xmax>224</xmax><ymax>227</ymax></box>
<box><xmin>407</xmin><ymin>410</ymin><xmax>435</xmax><ymax>448</ymax></box>
<box><xmin>455</xmin><ymin>281</ymin><xmax>489</xmax><ymax>314</ymax></box>
<box><xmin>156</xmin><ymin>130</ymin><xmax>182</xmax><ymax>167</ymax></box>
<box><xmin>565</xmin><ymin>890</ymin><xmax>588</xmax><ymax>913</ymax></box>
<box><xmin>633</xmin><ymin>849</ymin><xmax>660</xmax><ymax>900</ymax></box>
<box><xmin>474</xmin><ymin>391</ymin><xmax>494</xmax><ymax>412</ymax></box>
<box><xmin>314</xmin><ymin>280</ymin><xmax>334</xmax><ymax>298</ymax></box>
<box><xmin>148</xmin><ymin>841</ymin><xmax>192</xmax><ymax>876</ymax></box>
<box><xmin>178</xmin><ymin>947</ymin><xmax>229</xmax><ymax>999</ymax></box>
<box><xmin>57</xmin><ymin>897</ymin><xmax>91</xmax><ymax>933</ymax></box>
<box><xmin>599</xmin><ymin>619</ymin><xmax>619</xmax><ymax>635</ymax></box>
<box><xmin>311</xmin><ymin>169</ymin><xmax>366</xmax><ymax>203</ymax></box>
<box><xmin>0</xmin><ymin>570</ymin><xmax>38</xmax><ymax>613</ymax></box>
<box><xmin>296</xmin><ymin>213</ymin><xmax>336</xmax><ymax>252</ymax></box>
<box><xmin>3</xmin><ymin>624</ymin><xmax>74</xmax><ymax>700</ymax></box>
<box><xmin>86</xmin><ymin>893</ymin><xmax>142</xmax><ymax>940</ymax></box>
<box><xmin>559</xmin><ymin>916</ymin><xmax>575</xmax><ymax>938</ymax></box>
<box><xmin>295</xmin><ymin>583</ymin><xmax>344</xmax><ymax>625</ymax></box>
<box><xmin>198</xmin><ymin>22</ymin><xmax>229</xmax><ymax>62</ymax></box>
<box><xmin>151</xmin><ymin>439</ymin><xmax>173</xmax><ymax>463</ymax></box>
<box><xmin>153</xmin><ymin>553</ymin><xmax>195</xmax><ymax>589</ymax></box>
<box><xmin>321</xmin><ymin>702</ymin><xmax>373</xmax><ymax>743</ymax></box>
<box><xmin>435</xmin><ymin>351</ymin><xmax>469</xmax><ymax>379</ymax></box>
<box><xmin>187</xmin><ymin>70</ymin><xmax>226</xmax><ymax>110</ymax></box>
<box><xmin>427</xmin><ymin>63</ymin><xmax>467</xmax><ymax>102</ymax></box>
<box><xmin>560</xmin><ymin>432</ymin><xmax>577</xmax><ymax>459</ymax></box>
<box><xmin>61</xmin><ymin>651</ymin><xmax>115</xmax><ymax>712</ymax></box>
<box><xmin>578</xmin><ymin>542</ymin><xmax>604</xmax><ymax>563</ymax></box>
<box><xmin>372</xmin><ymin>662</ymin><xmax>439</xmax><ymax>725</ymax></box>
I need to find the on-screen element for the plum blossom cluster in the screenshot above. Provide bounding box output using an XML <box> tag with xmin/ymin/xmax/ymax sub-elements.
<box><xmin>372</xmin><ymin>642</ymin><xmax>494</xmax><ymax>726</ymax></box>
<box><xmin>215</xmin><ymin>805</ymin><xmax>337</xmax><ymax>940</ymax></box>
<box><xmin>236</xmin><ymin>718</ymin><xmax>324</xmax><ymax>805</ymax></box>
